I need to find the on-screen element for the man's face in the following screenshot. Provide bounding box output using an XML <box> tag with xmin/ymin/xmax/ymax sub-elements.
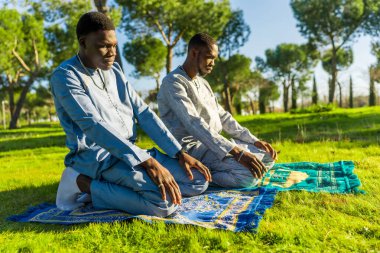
<box><xmin>196</xmin><ymin>44</ymin><xmax>218</xmax><ymax>76</ymax></box>
<box><xmin>79</xmin><ymin>30</ymin><xmax>117</xmax><ymax>70</ymax></box>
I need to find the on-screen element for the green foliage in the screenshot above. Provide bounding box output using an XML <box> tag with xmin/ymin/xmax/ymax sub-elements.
<box><xmin>117</xmin><ymin>0</ymin><xmax>232</xmax><ymax>72</ymax></box>
<box><xmin>263</xmin><ymin>43</ymin><xmax>310</xmax><ymax>77</ymax></box>
<box><xmin>322</xmin><ymin>47</ymin><xmax>354</xmax><ymax>74</ymax></box>
<box><xmin>258</xmin><ymin>43</ymin><xmax>318</xmax><ymax>112</ymax></box>
<box><xmin>123</xmin><ymin>35</ymin><xmax>166</xmax><ymax>83</ymax></box>
<box><xmin>291</xmin><ymin>0</ymin><xmax>377</xmax><ymax>103</ymax></box>
<box><xmin>206</xmin><ymin>54</ymin><xmax>253</xmax><ymax>113</ymax></box>
<box><xmin>207</xmin><ymin>54</ymin><xmax>252</xmax><ymax>89</ymax></box>
<box><xmin>290</xmin><ymin>104</ymin><xmax>335</xmax><ymax>114</ymax></box>
<box><xmin>0</xmin><ymin>9</ymin><xmax>23</xmax><ymax>75</ymax></box>
<box><xmin>291</xmin><ymin>0</ymin><xmax>372</xmax><ymax>47</ymax></box>
<box><xmin>41</xmin><ymin>0</ymin><xmax>92</xmax><ymax>70</ymax></box>
<box><xmin>1</xmin><ymin>107</ymin><xmax>380</xmax><ymax>251</ymax></box>
<box><xmin>259</xmin><ymin>79</ymin><xmax>279</xmax><ymax>114</ymax></box>
<box><xmin>217</xmin><ymin>9</ymin><xmax>250</xmax><ymax>58</ymax></box>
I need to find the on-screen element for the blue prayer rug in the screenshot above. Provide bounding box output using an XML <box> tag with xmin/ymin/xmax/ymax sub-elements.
<box><xmin>8</xmin><ymin>187</ymin><xmax>277</xmax><ymax>232</ymax></box>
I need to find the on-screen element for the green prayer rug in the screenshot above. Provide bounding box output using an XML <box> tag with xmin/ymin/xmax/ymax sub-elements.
<box><xmin>257</xmin><ymin>160</ymin><xmax>363</xmax><ymax>194</ymax></box>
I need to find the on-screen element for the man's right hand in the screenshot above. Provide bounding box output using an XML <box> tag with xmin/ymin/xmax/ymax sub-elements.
<box><xmin>140</xmin><ymin>158</ymin><xmax>182</xmax><ymax>205</ymax></box>
<box><xmin>230</xmin><ymin>146</ymin><xmax>267</xmax><ymax>179</ymax></box>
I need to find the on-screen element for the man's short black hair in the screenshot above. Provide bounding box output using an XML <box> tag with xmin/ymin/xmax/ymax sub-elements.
<box><xmin>188</xmin><ymin>33</ymin><xmax>217</xmax><ymax>52</ymax></box>
<box><xmin>76</xmin><ymin>12</ymin><xmax>115</xmax><ymax>40</ymax></box>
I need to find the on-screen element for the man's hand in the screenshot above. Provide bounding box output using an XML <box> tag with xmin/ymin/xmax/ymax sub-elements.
<box><xmin>177</xmin><ymin>151</ymin><xmax>212</xmax><ymax>182</ymax></box>
<box><xmin>254</xmin><ymin>140</ymin><xmax>278</xmax><ymax>160</ymax></box>
<box><xmin>230</xmin><ymin>146</ymin><xmax>267</xmax><ymax>179</ymax></box>
<box><xmin>141</xmin><ymin>158</ymin><xmax>182</xmax><ymax>204</ymax></box>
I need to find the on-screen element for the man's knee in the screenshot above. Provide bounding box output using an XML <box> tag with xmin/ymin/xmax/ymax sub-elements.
<box><xmin>211</xmin><ymin>160</ymin><xmax>260</xmax><ymax>188</ymax></box>
<box><xmin>180</xmin><ymin>169</ymin><xmax>209</xmax><ymax>197</ymax></box>
<box><xmin>237</xmin><ymin>174</ymin><xmax>260</xmax><ymax>188</ymax></box>
<box><xmin>145</xmin><ymin>202</ymin><xmax>178</xmax><ymax>217</ymax></box>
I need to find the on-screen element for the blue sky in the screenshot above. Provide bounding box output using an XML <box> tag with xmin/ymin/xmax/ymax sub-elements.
<box><xmin>119</xmin><ymin>0</ymin><xmax>377</xmax><ymax>101</ymax></box>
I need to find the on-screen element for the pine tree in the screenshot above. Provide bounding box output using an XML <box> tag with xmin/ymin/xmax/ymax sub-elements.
<box><xmin>312</xmin><ymin>75</ymin><xmax>318</xmax><ymax>104</ymax></box>
<box><xmin>349</xmin><ymin>76</ymin><xmax>354</xmax><ymax>108</ymax></box>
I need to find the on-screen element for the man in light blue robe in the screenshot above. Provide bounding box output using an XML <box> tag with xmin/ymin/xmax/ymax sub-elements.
<box><xmin>50</xmin><ymin>12</ymin><xmax>211</xmax><ymax>217</ymax></box>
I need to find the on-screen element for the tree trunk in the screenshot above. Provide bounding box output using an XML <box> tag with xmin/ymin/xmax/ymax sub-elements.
<box><xmin>329</xmin><ymin>50</ymin><xmax>338</xmax><ymax>103</ymax></box>
<box><xmin>258</xmin><ymin>100</ymin><xmax>266</xmax><ymax>114</ymax></box>
<box><xmin>337</xmin><ymin>81</ymin><xmax>343</xmax><ymax>107</ymax></box>
<box><xmin>283</xmin><ymin>80</ymin><xmax>290</xmax><ymax>112</ymax></box>
<box><xmin>155</xmin><ymin>77</ymin><xmax>160</xmax><ymax>93</ymax></box>
<box><xmin>8</xmin><ymin>81</ymin><xmax>15</xmax><ymax>115</ymax></box>
<box><xmin>349</xmin><ymin>76</ymin><xmax>354</xmax><ymax>108</ymax></box>
<box><xmin>312</xmin><ymin>75</ymin><xmax>318</xmax><ymax>105</ymax></box>
<box><xmin>166</xmin><ymin>45</ymin><xmax>173</xmax><ymax>74</ymax></box>
<box><xmin>249</xmin><ymin>98</ymin><xmax>255</xmax><ymax>115</ymax></box>
<box><xmin>291</xmin><ymin>77</ymin><xmax>297</xmax><ymax>110</ymax></box>
<box><xmin>369</xmin><ymin>76</ymin><xmax>376</xmax><ymax>106</ymax></box>
<box><xmin>9</xmin><ymin>82</ymin><xmax>32</xmax><ymax>129</ymax></box>
<box><xmin>223</xmin><ymin>80</ymin><xmax>233</xmax><ymax>113</ymax></box>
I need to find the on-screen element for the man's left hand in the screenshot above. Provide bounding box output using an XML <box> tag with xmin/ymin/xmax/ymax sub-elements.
<box><xmin>177</xmin><ymin>151</ymin><xmax>212</xmax><ymax>182</ymax></box>
<box><xmin>254</xmin><ymin>141</ymin><xmax>278</xmax><ymax>160</ymax></box>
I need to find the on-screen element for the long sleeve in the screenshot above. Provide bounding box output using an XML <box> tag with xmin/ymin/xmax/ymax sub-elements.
<box><xmin>125</xmin><ymin>81</ymin><xmax>182</xmax><ymax>158</ymax></box>
<box><xmin>217</xmin><ymin>103</ymin><xmax>259</xmax><ymax>144</ymax></box>
<box><xmin>50</xmin><ymin>68</ymin><xmax>151</xmax><ymax>168</ymax></box>
<box><xmin>161</xmin><ymin>79</ymin><xmax>235</xmax><ymax>160</ymax></box>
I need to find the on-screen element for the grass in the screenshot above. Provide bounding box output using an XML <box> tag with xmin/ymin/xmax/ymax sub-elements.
<box><xmin>0</xmin><ymin>107</ymin><xmax>379</xmax><ymax>252</ymax></box>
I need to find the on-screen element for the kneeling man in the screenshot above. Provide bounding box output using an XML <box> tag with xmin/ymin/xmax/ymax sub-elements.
<box><xmin>158</xmin><ymin>33</ymin><xmax>277</xmax><ymax>188</ymax></box>
<box><xmin>50</xmin><ymin>13</ymin><xmax>211</xmax><ymax>217</ymax></box>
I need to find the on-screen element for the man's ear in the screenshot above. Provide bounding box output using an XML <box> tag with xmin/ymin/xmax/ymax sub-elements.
<box><xmin>78</xmin><ymin>37</ymin><xmax>86</xmax><ymax>49</ymax></box>
<box><xmin>190</xmin><ymin>48</ymin><xmax>199</xmax><ymax>58</ymax></box>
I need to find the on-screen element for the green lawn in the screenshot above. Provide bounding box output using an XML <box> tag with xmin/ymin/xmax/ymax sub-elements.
<box><xmin>0</xmin><ymin>107</ymin><xmax>379</xmax><ymax>252</ymax></box>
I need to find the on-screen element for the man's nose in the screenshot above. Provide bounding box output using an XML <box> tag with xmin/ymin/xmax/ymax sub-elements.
<box><xmin>107</xmin><ymin>46</ymin><xmax>117</xmax><ymax>57</ymax></box>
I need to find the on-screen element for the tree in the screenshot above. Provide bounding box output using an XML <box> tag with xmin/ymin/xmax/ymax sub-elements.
<box><xmin>212</xmin><ymin>9</ymin><xmax>251</xmax><ymax>113</ymax></box>
<box><xmin>217</xmin><ymin>9</ymin><xmax>251</xmax><ymax>58</ymax></box>
<box><xmin>322</xmin><ymin>47</ymin><xmax>353</xmax><ymax>107</ymax></box>
<box><xmin>123</xmin><ymin>35</ymin><xmax>166</xmax><ymax>92</ymax></box>
<box><xmin>369</xmin><ymin>65</ymin><xmax>380</xmax><ymax>106</ymax></box>
<box><xmin>291</xmin><ymin>77</ymin><xmax>297</xmax><ymax>110</ymax></box>
<box><xmin>369</xmin><ymin>69</ymin><xmax>376</xmax><ymax>106</ymax></box>
<box><xmin>291</xmin><ymin>0</ymin><xmax>377</xmax><ymax>103</ymax></box>
<box><xmin>0</xmin><ymin>1</ymin><xmax>97</xmax><ymax>129</ymax></box>
<box><xmin>40</xmin><ymin>0</ymin><xmax>92</xmax><ymax>70</ymax></box>
<box><xmin>349</xmin><ymin>76</ymin><xmax>354</xmax><ymax>108</ymax></box>
<box><xmin>297</xmin><ymin>76</ymin><xmax>310</xmax><ymax>108</ymax></box>
<box><xmin>117</xmin><ymin>0</ymin><xmax>231</xmax><ymax>73</ymax></box>
<box><xmin>312</xmin><ymin>75</ymin><xmax>318</xmax><ymax>104</ymax></box>
<box><xmin>259</xmin><ymin>79</ymin><xmax>279</xmax><ymax>114</ymax></box>
<box><xmin>0</xmin><ymin>8</ymin><xmax>49</xmax><ymax>129</ymax></box>
<box><xmin>369</xmin><ymin>41</ymin><xmax>380</xmax><ymax>106</ymax></box>
<box><xmin>257</xmin><ymin>43</ymin><xmax>318</xmax><ymax>112</ymax></box>
<box><xmin>206</xmin><ymin>54</ymin><xmax>252</xmax><ymax>114</ymax></box>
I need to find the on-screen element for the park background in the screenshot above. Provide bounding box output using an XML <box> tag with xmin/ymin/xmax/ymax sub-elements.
<box><xmin>0</xmin><ymin>0</ymin><xmax>379</xmax><ymax>252</ymax></box>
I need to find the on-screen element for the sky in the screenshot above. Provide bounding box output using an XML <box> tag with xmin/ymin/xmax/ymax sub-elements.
<box><xmin>118</xmin><ymin>0</ymin><xmax>378</xmax><ymax>101</ymax></box>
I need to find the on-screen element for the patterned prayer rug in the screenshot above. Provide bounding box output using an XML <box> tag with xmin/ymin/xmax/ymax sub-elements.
<box><xmin>8</xmin><ymin>187</ymin><xmax>277</xmax><ymax>232</ymax></box>
<box><xmin>257</xmin><ymin>160</ymin><xmax>363</xmax><ymax>194</ymax></box>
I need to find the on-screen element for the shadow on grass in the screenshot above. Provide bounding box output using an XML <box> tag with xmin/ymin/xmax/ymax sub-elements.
<box><xmin>0</xmin><ymin>135</ymin><xmax>66</xmax><ymax>152</ymax></box>
<box><xmin>0</xmin><ymin>183</ymin><xmax>91</xmax><ymax>232</ymax></box>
